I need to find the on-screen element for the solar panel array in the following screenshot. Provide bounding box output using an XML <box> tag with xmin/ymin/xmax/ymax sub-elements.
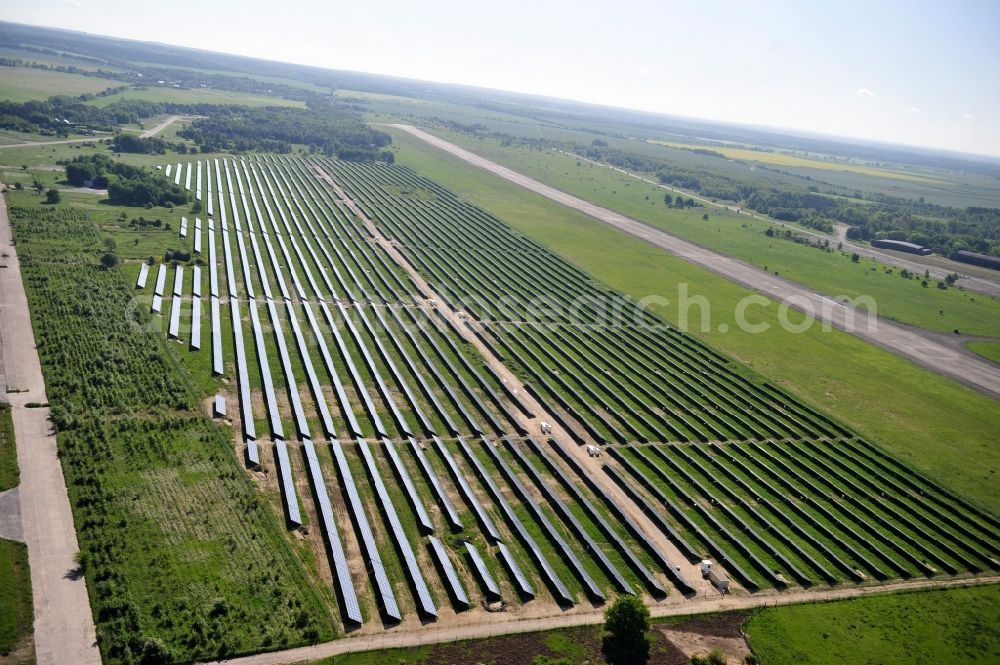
<box><xmin>136</xmin><ymin>154</ymin><xmax>998</xmax><ymax>633</ymax></box>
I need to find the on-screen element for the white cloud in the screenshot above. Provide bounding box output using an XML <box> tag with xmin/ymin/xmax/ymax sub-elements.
<box><xmin>855</xmin><ymin>87</ymin><xmax>877</xmax><ymax>99</ymax></box>
<box><xmin>963</xmin><ymin>112</ymin><xmax>974</xmax><ymax>119</ymax></box>
<box><xmin>60</xmin><ymin>0</ymin><xmax>83</xmax><ymax>7</ymax></box>
<box><xmin>907</xmin><ymin>106</ymin><xmax>920</xmax><ymax>113</ymax></box>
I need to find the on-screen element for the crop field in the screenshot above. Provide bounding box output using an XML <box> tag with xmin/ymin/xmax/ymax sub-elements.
<box><xmin>121</xmin><ymin>153</ymin><xmax>1000</xmax><ymax>641</ymax></box>
<box><xmin>646</xmin><ymin>140</ymin><xmax>941</xmax><ymax>184</ymax></box>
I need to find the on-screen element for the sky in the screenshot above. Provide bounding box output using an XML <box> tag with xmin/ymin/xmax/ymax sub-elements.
<box><xmin>5</xmin><ymin>0</ymin><xmax>1000</xmax><ymax>156</ymax></box>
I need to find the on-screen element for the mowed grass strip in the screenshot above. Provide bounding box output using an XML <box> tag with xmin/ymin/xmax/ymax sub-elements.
<box><xmin>745</xmin><ymin>584</ymin><xmax>1000</xmax><ymax>665</ymax></box>
<box><xmin>0</xmin><ymin>404</ymin><xmax>18</xmax><ymax>492</ymax></box>
<box><xmin>966</xmin><ymin>341</ymin><xmax>1000</xmax><ymax>365</ymax></box>
<box><xmin>0</xmin><ymin>538</ymin><xmax>33</xmax><ymax>659</ymax></box>
<box><xmin>87</xmin><ymin>86</ymin><xmax>305</xmax><ymax>108</ymax></box>
<box><xmin>387</xmin><ymin>127</ymin><xmax>1000</xmax><ymax>516</ymax></box>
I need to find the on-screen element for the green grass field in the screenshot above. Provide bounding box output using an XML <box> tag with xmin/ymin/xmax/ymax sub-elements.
<box><xmin>0</xmin><ymin>404</ymin><xmax>17</xmax><ymax>492</ymax></box>
<box><xmin>0</xmin><ymin>403</ymin><xmax>31</xmax><ymax>662</ymax></box>
<box><xmin>421</xmin><ymin>132</ymin><xmax>1000</xmax><ymax>337</ymax></box>
<box><xmin>746</xmin><ymin>585</ymin><xmax>1000</xmax><ymax>664</ymax></box>
<box><xmin>0</xmin><ymin>66</ymin><xmax>121</xmax><ymax>102</ymax></box>
<box><xmin>0</xmin><ymin>538</ymin><xmax>32</xmax><ymax>661</ymax></box>
<box><xmin>966</xmin><ymin>341</ymin><xmax>1000</xmax><ymax>365</ymax></box>
<box><xmin>88</xmin><ymin>86</ymin><xmax>305</xmax><ymax>108</ymax></box>
<box><xmin>387</xmin><ymin>127</ymin><xmax>1000</xmax><ymax>516</ymax></box>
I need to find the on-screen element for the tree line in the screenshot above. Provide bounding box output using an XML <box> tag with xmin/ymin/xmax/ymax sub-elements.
<box><xmin>177</xmin><ymin>105</ymin><xmax>394</xmax><ymax>161</ymax></box>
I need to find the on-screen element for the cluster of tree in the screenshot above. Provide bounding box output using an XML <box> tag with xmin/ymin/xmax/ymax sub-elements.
<box><xmin>177</xmin><ymin>105</ymin><xmax>393</xmax><ymax>160</ymax></box>
<box><xmin>164</xmin><ymin>248</ymin><xmax>191</xmax><ymax>262</ymax></box>
<box><xmin>690</xmin><ymin>147</ymin><xmax>726</xmax><ymax>158</ymax></box>
<box><xmin>63</xmin><ymin>154</ymin><xmax>187</xmax><ymax>206</ymax></box>
<box><xmin>663</xmin><ymin>193</ymin><xmax>697</xmax><ymax>208</ymax></box>
<box><xmin>110</xmin><ymin>134</ymin><xmax>186</xmax><ymax>155</ymax></box>
<box><xmin>128</xmin><ymin>216</ymin><xmax>165</xmax><ymax>228</ymax></box>
<box><xmin>0</xmin><ymin>96</ymin><xmax>120</xmax><ymax>135</ymax></box>
<box><xmin>844</xmin><ymin>204</ymin><xmax>1000</xmax><ymax>257</ymax></box>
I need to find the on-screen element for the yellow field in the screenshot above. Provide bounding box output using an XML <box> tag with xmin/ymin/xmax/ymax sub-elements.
<box><xmin>648</xmin><ymin>139</ymin><xmax>941</xmax><ymax>183</ymax></box>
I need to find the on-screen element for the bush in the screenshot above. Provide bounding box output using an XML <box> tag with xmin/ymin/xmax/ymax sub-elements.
<box><xmin>45</xmin><ymin>188</ymin><xmax>61</xmax><ymax>204</ymax></box>
<box><xmin>690</xmin><ymin>650</ymin><xmax>727</xmax><ymax>665</ymax></box>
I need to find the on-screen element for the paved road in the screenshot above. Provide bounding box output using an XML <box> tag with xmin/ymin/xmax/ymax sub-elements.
<box><xmin>390</xmin><ymin>124</ymin><xmax>1000</xmax><ymax>400</ymax></box>
<box><xmin>0</xmin><ymin>486</ymin><xmax>23</xmax><ymax>542</ymax></box>
<box><xmin>140</xmin><ymin>114</ymin><xmax>195</xmax><ymax>138</ymax></box>
<box><xmin>0</xmin><ymin>186</ymin><xmax>101</xmax><ymax>664</ymax></box>
<box><xmin>559</xmin><ymin>149</ymin><xmax>1000</xmax><ymax>298</ymax></box>
<box><xmin>208</xmin><ymin>575</ymin><xmax>999</xmax><ymax>665</ymax></box>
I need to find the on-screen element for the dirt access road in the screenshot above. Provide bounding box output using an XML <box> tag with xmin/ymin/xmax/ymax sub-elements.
<box><xmin>209</xmin><ymin>575</ymin><xmax>999</xmax><ymax>665</ymax></box>
<box><xmin>312</xmin><ymin>163</ymin><xmax>705</xmax><ymax>590</ymax></box>
<box><xmin>389</xmin><ymin>124</ymin><xmax>1000</xmax><ymax>400</ymax></box>
<box><xmin>0</xmin><ymin>186</ymin><xmax>101</xmax><ymax>664</ymax></box>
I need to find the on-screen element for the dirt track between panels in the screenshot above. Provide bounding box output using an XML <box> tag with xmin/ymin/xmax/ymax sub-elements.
<box><xmin>311</xmin><ymin>162</ymin><xmax>707</xmax><ymax>593</ymax></box>
<box><xmin>387</xmin><ymin>124</ymin><xmax>1000</xmax><ymax>401</ymax></box>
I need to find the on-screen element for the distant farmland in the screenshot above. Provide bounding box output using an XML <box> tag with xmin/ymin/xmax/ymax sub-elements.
<box><xmin>647</xmin><ymin>139</ymin><xmax>941</xmax><ymax>183</ymax></box>
<box><xmin>0</xmin><ymin>66</ymin><xmax>121</xmax><ymax>102</ymax></box>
